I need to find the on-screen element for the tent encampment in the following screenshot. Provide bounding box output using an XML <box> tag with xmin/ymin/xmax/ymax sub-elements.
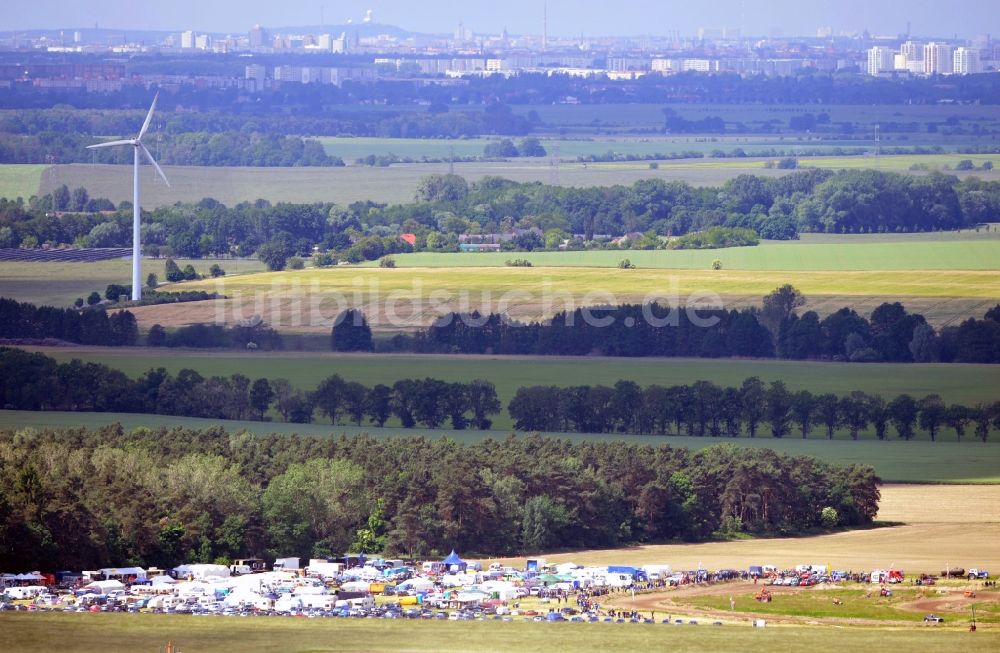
<box><xmin>442</xmin><ymin>550</ymin><xmax>467</xmax><ymax>572</ymax></box>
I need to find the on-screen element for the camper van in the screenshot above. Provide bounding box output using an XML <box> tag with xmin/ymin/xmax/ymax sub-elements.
<box><xmin>306</xmin><ymin>562</ymin><xmax>345</xmax><ymax>579</ymax></box>
<box><xmin>273</xmin><ymin>557</ymin><xmax>301</xmax><ymax>572</ymax></box>
<box><xmin>231</xmin><ymin>559</ymin><xmax>266</xmax><ymax>574</ymax></box>
<box><xmin>5</xmin><ymin>586</ymin><xmax>45</xmax><ymax>600</ymax></box>
<box><xmin>525</xmin><ymin>558</ymin><xmax>547</xmax><ymax>573</ymax></box>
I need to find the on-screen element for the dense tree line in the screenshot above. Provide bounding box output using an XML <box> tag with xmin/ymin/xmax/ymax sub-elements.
<box><xmin>0</xmin><ymin>424</ymin><xmax>881</xmax><ymax>571</ymax></box>
<box><xmin>0</xmin><ymin>297</ymin><xmax>137</xmax><ymax>346</ymax></box>
<box><xmin>146</xmin><ymin>322</ymin><xmax>284</xmax><ymax>350</ymax></box>
<box><xmin>0</xmin><ymin>99</ymin><xmax>533</xmax><ymax>141</ymax></box>
<box><xmin>1</xmin><ymin>347</ymin><xmax>996</xmax><ymax>442</ymax></box>
<box><xmin>4</xmin><ymin>170</ymin><xmax>999</xmax><ymax>261</ymax></box>
<box><xmin>404</xmin><ymin>295</ymin><xmax>1000</xmax><ymax>364</ymax></box>
<box><xmin>0</xmin><ymin>131</ymin><xmax>343</xmax><ymax>167</ymax></box>
<box><xmin>0</xmin><ymin>348</ymin><xmax>500</xmax><ymax>429</ymax></box>
<box><xmin>2</xmin><ymin>67</ymin><xmax>998</xmax><ymax>120</ymax></box>
<box><xmin>508</xmin><ymin>378</ymin><xmax>999</xmax><ymax>443</ymax></box>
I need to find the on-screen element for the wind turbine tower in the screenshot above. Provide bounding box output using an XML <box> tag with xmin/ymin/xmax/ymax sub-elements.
<box><xmin>86</xmin><ymin>94</ymin><xmax>169</xmax><ymax>301</ymax></box>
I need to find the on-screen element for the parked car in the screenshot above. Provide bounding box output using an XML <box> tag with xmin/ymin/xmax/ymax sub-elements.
<box><xmin>923</xmin><ymin>614</ymin><xmax>944</xmax><ymax>623</ymax></box>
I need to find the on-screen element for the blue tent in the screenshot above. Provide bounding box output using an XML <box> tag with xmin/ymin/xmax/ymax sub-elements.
<box><xmin>442</xmin><ymin>550</ymin><xmax>467</xmax><ymax>571</ymax></box>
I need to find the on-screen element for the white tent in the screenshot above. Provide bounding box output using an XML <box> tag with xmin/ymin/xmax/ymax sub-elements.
<box><xmin>454</xmin><ymin>590</ymin><xmax>489</xmax><ymax>603</ymax></box>
<box><xmin>397</xmin><ymin>577</ymin><xmax>434</xmax><ymax>592</ymax></box>
<box><xmin>339</xmin><ymin>580</ymin><xmax>370</xmax><ymax>593</ymax></box>
<box><xmin>476</xmin><ymin>580</ymin><xmax>520</xmax><ymax>601</ymax></box>
<box><xmin>173</xmin><ymin>564</ymin><xmax>231</xmax><ymax>580</ymax></box>
<box><xmin>150</xmin><ymin>575</ymin><xmax>176</xmax><ymax>586</ymax></box>
<box><xmin>83</xmin><ymin>579</ymin><xmax>125</xmax><ymax>595</ymax></box>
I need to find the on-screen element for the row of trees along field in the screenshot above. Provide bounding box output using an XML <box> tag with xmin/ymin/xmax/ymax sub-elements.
<box><xmin>0</xmin><ymin>425</ymin><xmax>881</xmax><ymax>570</ymax></box>
<box><xmin>0</xmin><ymin>348</ymin><xmax>501</xmax><ymax>429</ymax></box>
<box><xmin>1</xmin><ymin>70</ymin><xmax>998</xmax><ymax>120</ymax></box>
<box><xmin>403</xmin><ymin>293</ymin><xmax>1000</xmax><ymax>363</ymax></box>
<box><xmin>509</xmin><ymin>379</ymin><xmax>1000</xmax><ymax>442</ymax></box>
<box><xmin>3</xmin><ymin>170</ymin><xmax>1000</xmax><ymax>257</ymax></box>
<box><xmin>0</xmin><ymin>131</ymin><xmax>344</xmax><ymax>167</ymax></box>
<box><xmin>3</xmin><ymin>287</ymin><xmax>998</xmax><ymax>363</ymax></box>
<box><xmin>1</xmin><ymin>348</ymin><xmax>997</xmax><ymax>442</ymax></box>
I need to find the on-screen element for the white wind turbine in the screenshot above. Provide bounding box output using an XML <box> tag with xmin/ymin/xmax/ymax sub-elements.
<box><xmin>87</xmin><ymin>93</ymin><xmax>169</xmax><ymax>301</ymax></box>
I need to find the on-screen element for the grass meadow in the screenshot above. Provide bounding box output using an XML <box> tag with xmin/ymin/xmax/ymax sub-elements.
<box><xmin>0</xmin><ymin>163</ymin><xmax>47</xmax><ymax>200</ymax></box>
<box><xmin>3</xmin><ymin>613</ymin><xmax>996</xmax><ymax>653</ymax></box>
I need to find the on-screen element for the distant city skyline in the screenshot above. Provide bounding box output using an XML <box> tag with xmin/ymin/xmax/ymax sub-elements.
<box><xmin>3</xmin><ymin>0</ymin><xmax>996</xmax><ymax>38</ymax></box>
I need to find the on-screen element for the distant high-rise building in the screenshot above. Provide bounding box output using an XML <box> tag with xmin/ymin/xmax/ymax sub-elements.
<box><xmin>195</xmin><ymin>34</ymin><xmax>211</xmax><ymax>50</ymax></box>
<box><xmin>248</xmin><ymin>24</ymin><xmax>268</xmax><ymax>49</ymax></box>
<box><xmin>900</xmin><ymin>41</ymin><xmax>921</xmax><ymax>63</ymax></box>
<box><xmin>867</xmin><ymin>46</ymin><xmax>895</xmax><ymax>75</ymax></box>
<box><xmin>245</xmin><ymin>64</ymin><xmax>266</xmax><ymax>90</ymax></box>
<box><xmin>923</xmin><ymin>42</ymin><xmax>953</xmax><ymax>74</ymax></box>
<box><xmin>180</xmin><ymin>30</ymin><xmax>195</xmax><ymax>49</ymax></box>
<box><xmin>953</xmin><ymin>47</ymin><xmax>982</xmax><ymax>75</ymax></box>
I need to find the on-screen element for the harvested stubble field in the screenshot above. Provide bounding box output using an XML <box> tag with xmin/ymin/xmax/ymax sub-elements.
<box><xmin>2</xmin><ymin>613</ymin><xmax>996</xmax><ymax>653</ymax></box>
<box><xmin>484</xmin><ymin>484</ymin><xmax>1000</xmax><ymax>573</ymax></box>
<box><xmin>153</xmin><ymin>265</ymin><xmax>1000</xmax><ymax>332</ymax></box>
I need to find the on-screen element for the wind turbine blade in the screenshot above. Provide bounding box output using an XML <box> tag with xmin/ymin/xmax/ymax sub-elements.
<box><xmin>140</xmin><ymin>143</ymin><xmax>170</xmax><ymax>187</ymax></box>
<box><xmin>86</xmin><ymin>139</ymin><xmax>134</xmax><ymax>149</ymax></box>
<box><xmin>137</xmin><ymin>92</ymin><xmax>159</xmax><ymax>140</ymax></box>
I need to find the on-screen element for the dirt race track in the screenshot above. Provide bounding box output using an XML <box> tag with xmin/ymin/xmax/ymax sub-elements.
<box><xmin>603</xmin><ymin>581</ymin><xmax>998</xmax><ymax>628</ymax></box>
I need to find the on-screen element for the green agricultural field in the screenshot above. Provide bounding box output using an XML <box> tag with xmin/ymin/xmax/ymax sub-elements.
<box><xmin>29</xmin><ymin>153</ymin><xmax>997</xmax><ymax>209</ymax></box>
<box><xmin>0</xmin><ymin>258</ymin><xmax>266</xmax><ymax>307</ymax></box>
<box><xmin>319</xmin><ymin>136</ymin><xmax>494</xmax><ymax>159</ymax></box>
<box><xmin>514</xmin><ymin>102</ymin><xmax>1000</xmax><ymax>141</ymax></box>
<box><xmin>384</xmin><ymin>237</ymin><xmax>1000</xmax><ymax>271</ymax></box>
<box><xmin>16</xmin><ymin>346</ymin><xmax>1000</xmax><ymax>440</ymax></box>
<box><xmin>31</xmin><ymin>161</ymin><xmax>787</xmax><ymax>207</ymax></box>
<box><xmin>318</xmin><ymin>135</ymin><xmax>892</xmax><ymax>161</ymax></box>
<box><xmin>3</xmin><ymin>613</ymin><xmax>997</xmax><ymax>653</ymax></box>
<box><xmin>2</xmin><ymin>408</ymin><xmax>998</xmax><ymax>483</ymax></box>
<box><xmin>0</xmin><ymin>163</ymin><xmax>47</xmax><ymax>200</ymax></box>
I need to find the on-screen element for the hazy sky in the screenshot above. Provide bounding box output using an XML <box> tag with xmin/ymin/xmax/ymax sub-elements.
<box><xmin>4</xmin><ymin>0</ymin><xmax>995</xmax><ymax>38</ymax></box>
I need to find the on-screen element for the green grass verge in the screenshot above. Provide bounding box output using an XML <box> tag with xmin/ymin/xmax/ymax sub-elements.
<box><xmin>1</xmin><ymin>612</ymin><xmax>997</xmax><ymax>653</ymax></box>
<box><xmin>0</xmin><ymin>163</ymin><xmax>47</xmax><ymax>200</ymax></box>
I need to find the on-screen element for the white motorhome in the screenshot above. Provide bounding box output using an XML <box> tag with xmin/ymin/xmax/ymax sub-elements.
<box><xmin>5</xmin><ymin>586</ymin><xmax>46</xmax><ymax>600</ymax></box>
<box><xmin>642</xmin><ymin>564</ymin><xmax>672</xmax><ymax>581</ymax></box>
